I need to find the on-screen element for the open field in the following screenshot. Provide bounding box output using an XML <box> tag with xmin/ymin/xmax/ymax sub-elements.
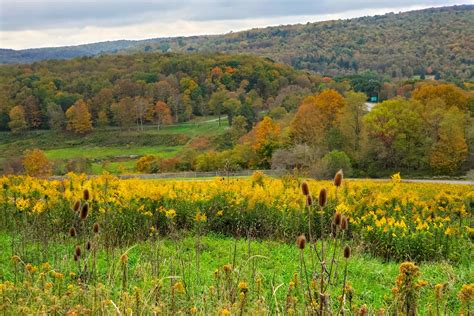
<box><xmin>1</xmin><ymin>233</ymin><xmax>471</xmax><ymax>314</ymax></box>
<box><xmin>44</xmin><ymin>145</ymin><xmax>182</xmax><ymax>160</ymax></box>
<box><xmin>0</xmin><ymin>174</ymin><xmax>472</xmax><ymax>314</ymax></box>
<box><xmin>0</xmin><ymin>118</ymin><xmax>229</xmax><ymax>174</ymax></box>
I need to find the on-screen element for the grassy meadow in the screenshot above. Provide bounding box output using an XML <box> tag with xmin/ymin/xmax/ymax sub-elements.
<box><xmin>0</xmin><ymin>173</ymin><xmax>472</xmax><ymax>314</ymax></box>
<box><xmin>1</xmin><ymin>233</ymin><xmax>471</xmax><ymax>315</ymax></box>
<box><xmin>0</xmin><ymin>118</ymin><xmax>228</xmax><ymax>174</ymax></box>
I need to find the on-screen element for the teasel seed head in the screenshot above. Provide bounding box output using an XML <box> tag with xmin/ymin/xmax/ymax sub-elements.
<box><xmin>83</xmin><ymin>189</ymin><xmax>90</xmax><ymax>201</ymax></box>
<box><xmin>73</xmin><ymin>200</ymin><xmax>81</xmax><ymax>212</ymax></box>
<box><xmin>69</xmin><ymin>227</ymin><xmax>76</xmax><ymax>237</ymax></box>
<box><xmin>80</xmin><ymin>203</ymin><xmax>89</xmax><ymax>220</ymax></box>
<box><xmin>334</xmin><ymin>169</ymin><xmax>343</xmax><ymax>187</ymax></box>
<box><xmin>334</xmin><ymin>212</ymin><xmax>342</xmax><ymax>226</ymax></box>
<box><xmin>319</xmin><ymin>293</ymin><xmax>326</xmax><ymax>304</ymax></box>
<box><xmin>341</xmin><ymin>216</ymin><xmax>349</xmax><ymax>231</ymax></box>
<box><xmin>331</xmin><ymin>223</ymin><xmax>337</xmax><ymax>238</ymax></box>
<box><xmin>296</xmin><ymin>234</ymin><xmax>306</xmax><ymax>250</ymax></box>
<box><xmin>93</xmin><ymin>222</ymin><xmax>100</xmax><ymax>234</ymax></box>
<box><xmin>344</xmin><ymin>245</ymin><xmax>351</xmax><ymax>259</ymax></box>
<box><xmin>306</xmin><ymin>195</ymin><xmax>312</xmax><ymax>206</ymax></box>
<box><xmin>318</xmin><ymin>188</ymin><xmax>327</xmax><ymax>207</ymax></box>
<box><xmin>75</xmin><ymin>245</ymin><xmax>81</xmax><ymax>257</ymax></box>
<box><xmin>120</xmin><ymin>253</ymin><xmax>128</xmax><ymax>265</ymax></box>
<box><xmin>301</xmin><ymin>182</ymin><xmax>309</xmax><ymax>196</ymax></box>
<box><xmin>86</xmin><ymin>241</ymin><xmax>92</xmax><ymax>251</ymax></box>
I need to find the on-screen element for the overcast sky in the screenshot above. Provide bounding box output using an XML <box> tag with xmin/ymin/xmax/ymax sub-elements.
<box><xmin>0</xmin><ymin>0</ymin><xmax>472</xmax><ymax>49</ymax></box>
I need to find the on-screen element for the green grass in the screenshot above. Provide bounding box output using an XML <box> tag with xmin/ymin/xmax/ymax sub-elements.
<box><xmin>90</xmin><ymin>160</ymin><xmax>138</xmax><ymax>174</ymax></box>
<box><xmin>0</xmin><ymin>119</ymin><xmax>229</xmax><ymax>173</ymax></box>
<box><xmin>1</xmin><ymin>232</ymin><xmax>470</xmax><ymax>313</ymax></box>
<box><xmin>149</xmin><ymin>119</ymin><xmax>228</xmax><ymax>137</ymax></box>
<box><xmin>0</xmin><ymin>120</ymin><xmax>227</xmax><ymax>153</ymax></box>
<box><xmin>44</xmin><ymin>145</ymin><xmax>182</xmax><ymax>160</ymax></box>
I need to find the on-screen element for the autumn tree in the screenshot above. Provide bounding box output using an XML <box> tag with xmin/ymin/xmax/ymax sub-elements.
<box><xmin>91</xmin><ymin>87</ymin><xmax>114</xmax><ymax>122</ymax></box>
<box><xmin>230</xmin><ymin>115</ymin><xmax>248</xmax><ymax>143</ymax></box>
<box><xmin>66</xmin><ymin>99</ymin><xmax>93</xmax><ymax>134</ymax></box>
<box><xmin>22</xmin><ymin>149</ymin><xmax>53</xmax><ymax>178</ymax></box>
<box><xmin>134</xmin><ymin>96</ymin><xmax>150</xmax><ymax>131</ymax></box>
<box><xmin>8</xmin><ymin>105</ymin><xmax>28</xmax><ymax>133</ymax></box>
<box><xmin>111</xmin><ymin>97</ymin><xmax>135</xmax><ymax>131</ymax></box>
<box><xmin>290</xmin><ymin>89</ymin><xmax>346</xmax><ymax>150</ymax></box>
<box><xmin>180</xmin><ymin>77</ymin><xmax>202</xmax><ymax>117</ymax></box>
<box><xmin>362</xmin><ymin>99</ymin><xmax>428</xmax><ymax>170</ymax></box>
<box><xmin>429</xmin><ymin>107</ymin><xmax>468</xmax><ymax>174</ymax></box>
<box><xmin>46</xmin><ymin>102</ymin><xmax>65</xmax><ymax>130</ymax></box>
<box><xmin>209</xmin><ymin>90</ymin><xmax>227</xmax><ymax>126</ymax></box>
<box><xmin>413</xmin><ymin>83</ymin><xmax>468</xmax><ymax>111</ymax></box>
<box><xmin>96</xmin><ymin>110</ymin><xmax>109</xmax><ymax>127</ymax></box>
<box><xmin>223</xmin><ymin>97</ymin><xmax>241</xmax><ymax>126</ymax></box>
<box><xmin>252</xmin><ymin>116</ymin><xmax>281</xmax><ymax>168</ymax></box>
<box><xmin>23</xmin><ymin>95</ymin><xmax>42</xmax><ymax>129</ymax></box>
<box><xmin>338</xmin><ymin>92</ymin><xmax>367</xmax><ymax>158</ymax></box>
<box><xmin>154</xmin><ymin>101</ymin><xmax>173</xmax><ymax>130</ymax></box>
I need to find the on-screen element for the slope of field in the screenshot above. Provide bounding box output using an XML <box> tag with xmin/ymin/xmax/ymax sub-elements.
<box><xmin>1</xmin><ymin>5</ymin><xmax>473</xmax><ymax>79</ymax></box>
<box><xmin>0</xmin><ymin>118</ymin><xmax>228</xmax><ymax>174</ymax></box>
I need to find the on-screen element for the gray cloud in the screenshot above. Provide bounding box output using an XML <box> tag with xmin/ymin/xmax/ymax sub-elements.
<box><xmin>0</xmin><ymin>0</ymin><xmax>467</xmax><ymax>31</ymax></box>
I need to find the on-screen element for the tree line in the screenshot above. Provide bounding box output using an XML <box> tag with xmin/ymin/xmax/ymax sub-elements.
<box><xmin>0</xmin><ymin>53</ymin><xmax>302</xmax><ymax>133</ymax></box>
<box><xmin>1</xmin><ymin>52</ymin><xmax>472</xmax><ymax>177</ymax></box>
<box><xmin>138</xmin><ymin>83</ymin><xmax>473</xmax><ymax>177</ymax></box>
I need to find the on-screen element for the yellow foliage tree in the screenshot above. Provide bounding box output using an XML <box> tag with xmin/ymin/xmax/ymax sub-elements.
<box><xmin>22</xmin><ymin>149</ymin><xmax>53</xmax><ymax>178</ymax></box>
<box><xmin>66</xmin><ymin>99</ymin><xmax>92</xmax><ymax>134</ymax></box>
<box><xmin>413</xmin><ymin>83</ymin><xmax>468</xmax><ymax>111</ymax></box>
<box><xmin>429</xmin><ymin>107</ymin><xmax>468</xmax><ymax>174</ymax></box>
<box><xmin>252</xmin><ymin>116</ymin><xmax>281</xmax><ymax>168</ymax></box>
<box><xmin>8</xmin><ymin>105</ymin><xmax>28</xmax><ymax>133</ymax></box>
<box><xmin>252</xmin><ymin>116</ymin><xmax>281</xmax><ymax>151</ymax></box>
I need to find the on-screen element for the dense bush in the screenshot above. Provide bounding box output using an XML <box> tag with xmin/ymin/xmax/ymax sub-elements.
<box><xmin>310</xmin><ymin>150</ymin><xmax>353</xmax><ymax>179</ymax></box>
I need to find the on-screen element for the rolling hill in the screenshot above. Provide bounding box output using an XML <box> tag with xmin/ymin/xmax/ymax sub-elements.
<box><xmin>1</xmin><ymin>5</ymin><xmax>473</xmax><ymax>80</ymax></box>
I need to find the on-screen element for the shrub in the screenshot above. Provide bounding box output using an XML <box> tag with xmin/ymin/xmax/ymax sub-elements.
<box><xmin>136</xmin><ymin>155</ymin><xmax>160</xmax><ymax>173</ymax></box>
<box><xmin>311</xmin><ymin>150</ymin><xmax>352</xmax><ymax>179</ymax></box>
<box><xmin>2</xmin><ymin>157</ymin><xmax>24</xmax><ymax>175</ymax></box>
<box><xmin>188</xmin><ymin>136</ymin><xmax>212</xmax><ymax>151</ymax></box>
<box><xmin>195</xmin><ymin>151</ymin><xmax>222</xmax><ymax>172</ymax></box>
<box><xmin>271</xmin><ymin>145</ymin><xmax>319</xmax><ymax>170</ymax></box>
<box><xmin>22</xmin><ymin>149</ymin><xmax>53</xmax><ymax>178</ymax></box>
<box><xmin>65</xmin><ymin>158</ymin><xmax>91</xmax><ymax>174</ymax></box>
<box><xmin>136</xmin><ymin>156</ymin><xmax>181</xmax><ymax>173</ymax></box>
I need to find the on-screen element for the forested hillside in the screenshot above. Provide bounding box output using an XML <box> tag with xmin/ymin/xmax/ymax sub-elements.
<box><xmin>142</xmin><ymin>5</ymin><xmax>473</xmax><ymax>80</ymax></box>
<box><xmin>1</xmin><ymin>5</ymin><xmax>473</xmax><ymax>80</ymax></box>
<box><xmin>0</xmin><ymin>53</ymin><xmax>314</xmax><ymax>135</ymax></box>
<box><xmin>0</xmin><ymin>51</ymin><xmax>472</xmax><ymax>177</ymax></box>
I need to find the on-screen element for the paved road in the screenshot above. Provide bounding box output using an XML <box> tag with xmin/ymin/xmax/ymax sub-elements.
<box><xmin>50</xmin><ymin>173</ymin><xmax>474</xmax><ymax>185</ymax></box>
<box><xmin>347</xmin><ymin>178</ymin><xmax>473</xmax><ymax>185</ymax></box>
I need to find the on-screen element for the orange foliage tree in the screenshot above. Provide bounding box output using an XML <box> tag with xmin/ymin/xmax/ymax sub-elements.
<box><xmin>66</xmin><ymin>99</ymin><xmax>93</xmax><ymax>134</ymax></box>
<box><xmin>22</xmin><ymin>149</ymin><xmax>53</xmax><ymax>177</ymax></box>
<box><xmin>154</xmin><ymin>101</ymin><xmax>173</xmax><ymax>130</ymax></box>
<box><xmin>252</xmin><ymin>116</ymin><xmax>281</xmax><ymax>168</ymax></box>
<box><xmin>290</xmin><ymin>89</ymin><xmax>346</xmax><ymax>149</ymax></box>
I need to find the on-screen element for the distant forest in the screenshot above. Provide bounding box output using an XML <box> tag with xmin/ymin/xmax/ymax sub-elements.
<box><xmin>1</xmin><ymin>5</ymin><xmax>473</xmax><ymax>81</ymax></box>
